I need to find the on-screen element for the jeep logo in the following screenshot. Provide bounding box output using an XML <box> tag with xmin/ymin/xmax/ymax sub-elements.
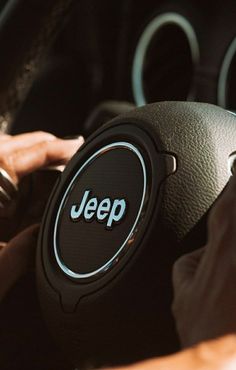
<box><xmin>70</xmin><ymin>190</ymin><xmax>127</xmax><ymax>229</ymax></box>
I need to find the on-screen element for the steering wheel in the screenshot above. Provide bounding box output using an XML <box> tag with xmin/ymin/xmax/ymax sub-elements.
<box><xmin>37</xmin><ymin>101</ymin><xmax>236</xmax><ymax>368</ymax></box>
<box><xmin>0</xmin><ymin>1</ymin><xmax>236</xmax><ymax>369</ymax></box>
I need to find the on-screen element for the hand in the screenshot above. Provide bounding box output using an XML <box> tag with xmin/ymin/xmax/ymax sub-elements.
<box><xmin>0</xmin><ymin>131</ymin><xmax>84</xmax><ymax>183</ymax></box>
<box><xmin>105</xmin><ymin>336</ymin><xmax>236</xmax><ymax>370</ymax></box>
<box><xmin>172</xmin><ymin>173</ymin><xmax>236</xmax><ymax>347</ymax></box>
<box><xmin>0</xmin><ymin>131</ymin><xmax>84</xmax><ymax>300</ymax></box>
<box><xmin>0</xmin><ymin>131</ymin><xmax>84</xmax><ymax>240</ymax></box>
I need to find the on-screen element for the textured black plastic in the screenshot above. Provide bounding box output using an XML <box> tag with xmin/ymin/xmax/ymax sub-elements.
<box><xmin>37</xmin><ymin>102</ymin><xmax>236</xmax><ymax>369</ymax></box>
<box><xmin>108</xmin><ymin>102</ymin><xmax>236</xmax><ymax>239</ymax></box>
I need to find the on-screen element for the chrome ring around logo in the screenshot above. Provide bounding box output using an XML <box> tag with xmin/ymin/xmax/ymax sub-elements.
<box><xmin>53</xmin><ymin>142</ymin><xmax>148</xmax><ymax>281</ymax></box>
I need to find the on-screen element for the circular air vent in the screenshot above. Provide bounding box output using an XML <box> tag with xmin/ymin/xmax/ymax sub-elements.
<box><xmin>132</xmin><ymin>13</ymin><xmax>200</xmax><ymax>106</ymax></box>
<box><xmin>218</xmin><ymin>36</ymin><xmax>236</xmax><ymax>111</ymax></box>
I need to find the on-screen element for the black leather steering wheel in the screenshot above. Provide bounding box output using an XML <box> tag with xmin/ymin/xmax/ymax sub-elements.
<box><xmin>37</xmin><ymin>101</ymin><xmax>236</xmax><ymax>368</ymax></box>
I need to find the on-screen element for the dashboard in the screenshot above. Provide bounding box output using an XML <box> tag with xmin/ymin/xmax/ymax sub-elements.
<box><xmin>10</xmin><ymin>0</ymin><xmax>236</xmax><ymax>137</ymax></box>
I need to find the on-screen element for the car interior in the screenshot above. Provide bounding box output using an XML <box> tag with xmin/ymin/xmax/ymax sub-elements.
<box><xmin>1</xmin><ymin>0</ymin><xmax>236</xmax><ymax>369</ymax></box>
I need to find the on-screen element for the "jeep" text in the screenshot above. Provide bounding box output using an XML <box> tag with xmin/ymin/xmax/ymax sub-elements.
<box><xmin>70</xmin><ymin>190</ymin><xmax>127</xmax><ymax>229</ymax></box>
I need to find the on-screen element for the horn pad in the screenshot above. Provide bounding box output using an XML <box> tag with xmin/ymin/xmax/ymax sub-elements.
<box><xmin>55</xmin><ymin>141</ymin><xmax>149</xmax><ymax>281</ymax></box>
<box><xmin>37</xmin><ymin>102</ymin><xmax>236</xmax><ymax>368</ymax></box>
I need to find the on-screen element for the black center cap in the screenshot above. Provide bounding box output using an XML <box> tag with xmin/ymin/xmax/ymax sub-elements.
<box><xmin>53</xmin><ymin>142</ymin><xmax>148</xmax><ymax>281</ymax></box>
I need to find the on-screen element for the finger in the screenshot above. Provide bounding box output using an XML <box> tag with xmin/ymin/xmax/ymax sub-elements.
<box><xmin>206</xmin><ymin>175</ymin><xmax>236</xmax><ymax>254</ymax></box>
<box><xmin>11</xmin><ymin>136</ymin><xmax>84</xmax><ymax>179</ymax></box>
<box><xmin>0</xmin><ymin>224</ymin><xmax>39</xmax><ymax>301</ymax></box>
<box><xmin>0</xmin><ymin>134</ymin><xmax>11</xmax><ymax>141</ymax></box>
<box><xmin>104</xmin><ymin>336</ymin><xmax>236</xmax><ymax>370</ymax></box>
<box><xmin>0</xmin><ymin>131</ymin><xmax>56</xmax><ymax>154</ymax></box>
<box><xmin>0</xmin><ymin>241</ymin><xmax>7</xmax><ymax>250</ymax></box>
<box><xmin>172</xmin><ymin>247</ymin><xmax>205</xmax><ymax>292</ymax></box>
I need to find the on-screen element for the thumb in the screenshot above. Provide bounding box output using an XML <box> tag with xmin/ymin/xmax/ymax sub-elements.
<box><xmin>0</xmin><ymin>224</ymin><xmax>39</xmax><ymax>301</ymax></box>
<box><xmin>172</xmin><ymin>247</ymin><xmax>205</xmax><ymax>293</ymax></box>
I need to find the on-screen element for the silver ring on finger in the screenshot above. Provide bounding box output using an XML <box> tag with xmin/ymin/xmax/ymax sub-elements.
<box><xmin>0</xmin><ymin>168</ymin><xmax>18</xmax><ymax>208</ymax></box>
